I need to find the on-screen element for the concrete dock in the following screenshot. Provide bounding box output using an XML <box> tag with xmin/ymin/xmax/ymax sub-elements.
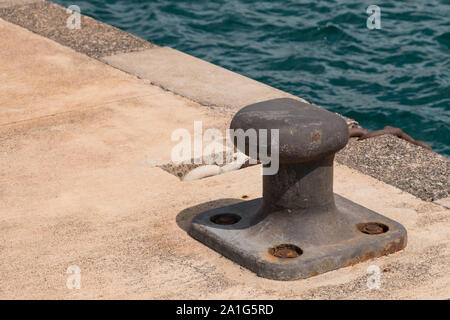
<box><xmin>0</xmin><ymin>1</ymin><xmax>449</xmax><ymax>299</ymax></box>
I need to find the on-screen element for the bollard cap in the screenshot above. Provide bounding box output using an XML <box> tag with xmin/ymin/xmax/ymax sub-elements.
<box><xmin>230</xmin><ymin>98</ymin><xmax>349</xmax><ymax>163</ymax></box>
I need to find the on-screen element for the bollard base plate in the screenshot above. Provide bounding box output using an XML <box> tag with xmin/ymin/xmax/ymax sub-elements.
<box><xmin>189</xmin><ymin>194</ymin><xmax>407</xmax><ymax>280</ymax></box>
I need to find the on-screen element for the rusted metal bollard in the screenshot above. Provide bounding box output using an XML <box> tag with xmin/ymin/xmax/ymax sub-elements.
<box><xmin>189</xmin><ymin>98</ymin><xmax>407</xmax><ymax>280</ymax></box>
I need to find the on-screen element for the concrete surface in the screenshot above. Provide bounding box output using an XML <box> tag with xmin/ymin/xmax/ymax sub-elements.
<box><xmin>102</xmin><ymin>47</ymin><xmax>305</xmax><ymax>112</ymax></box>
<box><xmin>0</xmin><ymin>19</ymin><xmax>449</xmax><ymax>300</ymax></box>
<box><xmin>435</xmin><ymin>197</ymin><xmax>450</xmax><ymax>209</ymax></box>
<box><xmin>0</xmin><ymin>1</ymin><xmax>154</xmax><ymax>58</ymax></box>
<box><xmin>0</xmin><ymin>0</ymin><xmax>41</xmax><ymax>8</ymax></box>
<box><xmin>0</xmin><ymin>22</ymin><xmax>156</xmax><ymax>126</ymax></box>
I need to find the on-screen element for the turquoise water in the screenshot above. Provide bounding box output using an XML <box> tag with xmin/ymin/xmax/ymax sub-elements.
<box><xmin>53</xmin><ymin>0</ymin><xmax>450</xmax><ymax>155</ymax></box>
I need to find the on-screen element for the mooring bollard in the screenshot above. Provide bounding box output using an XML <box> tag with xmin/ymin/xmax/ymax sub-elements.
<box><xmin>189</xmin><ymin>98</ymin><xmax>407</xmax><ymax>280</ymax></box>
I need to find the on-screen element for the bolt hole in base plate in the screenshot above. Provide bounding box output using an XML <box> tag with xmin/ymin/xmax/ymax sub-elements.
<box><xmin>269</xmin><ymin>244</ymin><xmax>303</xmax><ymax>259</ymax></box>
<box><xmin>358</xmin><ymin>222</ymin><xmax>389</xmax><ymax>235</ymax></box>
<box><xmin>189</xmin><ymin>195</ymin><xmax>407</xmax><ymax>280</ymax></box>
<box><xmin>210</xmin><ymin>213</ymin><xmax>241</xmax><ymax>225</ymax></box>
